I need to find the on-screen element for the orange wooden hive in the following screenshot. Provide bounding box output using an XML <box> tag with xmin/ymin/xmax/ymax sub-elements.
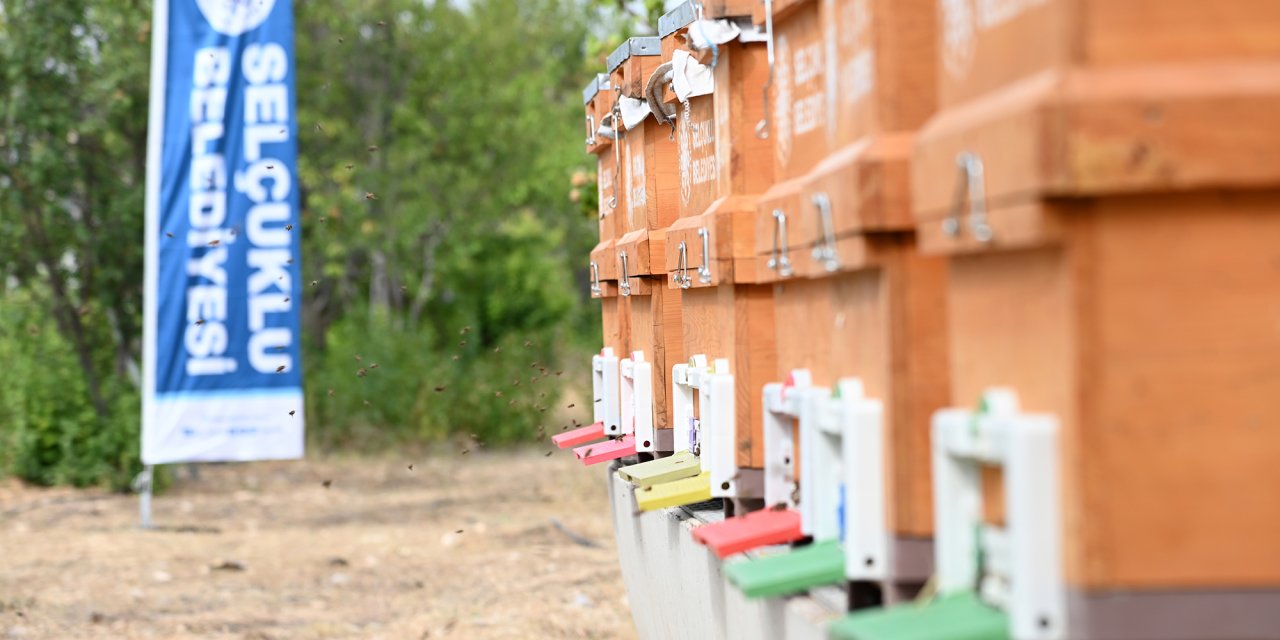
<box><xmin>608</xmin><ymin>37</ymin><xmax>686</xmax><ymax>452</ymax></box>
<box><xmin>586</xmin><ymin>74</ymin><xmax>628</xmax><ymax>359</ymax></box>
<box><xmin>745</xmin><ymin>0</ymin><xmax>948</xmax><ymax>601</ymax></box>
<box><xmin>657</xmin><ymin>2</ymin><xmax>778</xmax><ymax>501</ymax></box>
<box><xmin>912</xmin><ymin>2</ymin><xmax>1280</xmax><ymax>636</ymax></box>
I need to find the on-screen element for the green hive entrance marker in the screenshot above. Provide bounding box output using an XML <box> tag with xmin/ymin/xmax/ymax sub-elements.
<box><xmin>723</xmin><ymin>539</ymin><xmax>845</xmax><ymax>599</ymax></box>
<box><xmin>827</xmin><ymin>592</ymin><xmax>1010</xmax><ymax>640</ymax></box>
<box><xmin>617</xmin><ymin>450</ymin><xmax>702</xmax><ymax>488</ymax></box>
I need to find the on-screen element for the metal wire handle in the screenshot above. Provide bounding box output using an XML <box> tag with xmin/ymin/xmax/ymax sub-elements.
<box><xmin>811</xmin><ymin>193</ymin><xmax>839</xmax><ymax>272</ymax></box>
<box><xmin>697</xmin><ymin>227</ymin><xmax>712</xmax><ymax>284</ymax></box>
<box><xmin>590</xmin><ymin>261</ymin><xmax>601</xmax><ymax>296</ymax></box>
<box><xmin>585</xmin><ymin>114</ymin><xmax>596</xmax><ymax>146</ymax></box>
<box><xmin>946</xmin><ymin>152</ymin><xmax>992</xmax><ymax>243</ymax></box>
<box><xmin>676</xmin><ymin>240</ymin><xmax>692</xmax><ymax>289</ymax></box>
<box><xmin>609</xmin><ymin>90</ymin><xmax>623</xmax><ymax>211</ymax></box>
<box><xmin>768</xmin><ymin>209</ymin><xmax>793</xmax><ymax>277</ymax></box>
<box><xmin>755</xmin><ymin>0</ymin><xmax>775</xmax><ymax>139</ymax></box>
<box><xmin>619</xmin><ymin>250</ymin><xmax>631</xmax><ymax>297</ymax></box>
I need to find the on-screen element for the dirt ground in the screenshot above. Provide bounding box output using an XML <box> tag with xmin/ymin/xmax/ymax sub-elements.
<box><xmin>0</xmin><ymin>449</ymin><xmax>638</xmax><ymax>640</ymax></box>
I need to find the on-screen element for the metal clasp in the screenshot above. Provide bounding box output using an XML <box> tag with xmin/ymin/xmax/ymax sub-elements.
<box><xmin>609</xmin><ymin>93</ymin><xmax>623</xmax><ymax>211</ymax></box>
<box><xmin>619</xmin><ymin>250</ymin><xmax>631</xmax><ymax>297</ymax></box>
<box><xmin>755</xmin><ymin>0</ymin><xmax>775</xmax><ymax>139</ymax></box>
<box><xmin>676</xmin><ymin>240</ymin><xmax>692</xmax><ymax>289</ymax></box>
<box><xmin>697</xmin><ymin>227</ymin><xmax>712</xmax><ymax>284</ymax></box>
<box><xmin>811</xmin><ymin>193</ymin><xmax>839</xmax><ymax>272</ymax></box>
<box><xmin>590</xmin><ymin>261</ymin><xmax>601</xmax><ymax>296</ymax></box>
<box><xmin>585</xmin><ymin>114</ymin><xmax>596</xmax><ymax>146</ymax></box>
<box><xmin>768</xmin><ymin>209</ymin><xmax>793</xmax><ymax>278</ymax></box>
<box><xmin>946</xmin><ymin>152</ymin><xmax>992</xmax><ymax>243</ymax></box>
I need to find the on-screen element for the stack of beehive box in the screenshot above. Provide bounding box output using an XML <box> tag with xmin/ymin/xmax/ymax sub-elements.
<box><xmin>569</xmin><ymin>2</ymin><xmax>1280</xmax><ymax>638</ymax></box>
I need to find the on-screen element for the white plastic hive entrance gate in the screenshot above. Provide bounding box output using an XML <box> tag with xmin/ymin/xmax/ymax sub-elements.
<box><xmin>762</xmin><ymin>369</ymin><xmax>811</xmax><ymax>509</ymax></box>
<box><xmin>932</xmin><ymin>388</ymin><xmax>1066</xmax><ymax>640</ymax></box>
<box><xmin>621</xmin><ymin>351</ymin><xmax>654</xmax><ymax>450</ymax></box>
<box><xmin>670</xmin><ymin>355</ymin><xmax>707</xmax><ymax>455</ymax></box>
<box><xmin>670</xmin><ymin>355</ymin><xmax>738</xmax><ymax>496</ymax></box>
<box><xmin>592</xmin><ymin>348</ymin><xmax>622</xmax><ymax>436</ymax></box>
<box><xmin>789</xmin><ymin>379</ymin><xmax>888</xmax><ymax>565</ymax></box>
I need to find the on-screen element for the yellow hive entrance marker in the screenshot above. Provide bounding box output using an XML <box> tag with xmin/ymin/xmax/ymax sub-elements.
<box><xmin>635</xmin><ymin>471</ymin><xmax>712</xmax><ymax>512</ymax></box>
<box><xmin>618</xmin><ymin>449</ymin><xmax>701</xmax><ymax>489</ymax></box>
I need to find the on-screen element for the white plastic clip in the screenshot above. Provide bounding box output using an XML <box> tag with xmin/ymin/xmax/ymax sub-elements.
<box><xmin>703</xmin><ymin>359</ymin><xmax>741</xmax><ymax>497</ymax></box>
<box><xmin>592</xmin><ymin>348</ymin><xmax>622</xmax><ymax>436</ymax></box>
<box><xmin>624</xmin><ymin>351</ymin><xmax>655</xmax><ymax>450</ymax></box>
<box><xmin>837</xmin><ymin>379</ymin><xmax>888</xmax><ymax>581</ymax></box>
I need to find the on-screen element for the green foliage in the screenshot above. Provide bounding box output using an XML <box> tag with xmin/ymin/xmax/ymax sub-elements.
<box><xmin>305</xmin><ymin>210</ymin><xmax>579</xmax><ymax>449</ymax></box>
<box><xmin>1</xmin><ymin>0</ymin><xmax>609</xmax><ymax>484</ymax></box>
<box><xmin>0</xmin><ymin>288</ymin><xmax>141</xmax><ymax>490</ymax></box>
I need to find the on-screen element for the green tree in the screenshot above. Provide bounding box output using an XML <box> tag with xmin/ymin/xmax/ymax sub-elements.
<box><xmin>1</xmin><ymin>0</ymin><xmax>615</xmax><ymax>484</ymax></box>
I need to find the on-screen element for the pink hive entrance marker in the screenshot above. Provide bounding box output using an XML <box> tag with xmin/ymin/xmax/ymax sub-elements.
<box><xmin>574</xmin><ymin>435</ymin><xmax>635</xmax><ymax>466</ymax></box>
<box><xmin>552</xmin><ymin>421</ymin><xmax>607</xmax><ymax>449</ymax></box>
<box><xmin>691</xmin><ymin>508</ymin><xmax>804</xmax><ymax>559</ymax></box>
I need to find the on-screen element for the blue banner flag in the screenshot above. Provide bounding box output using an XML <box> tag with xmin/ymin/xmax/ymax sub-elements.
<box><xmin>142</xmin><ymin>0</ymin><xmax>304</xmax><ymax>463</ymax></box>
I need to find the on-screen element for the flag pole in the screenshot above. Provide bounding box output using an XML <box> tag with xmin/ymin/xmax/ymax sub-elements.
<box><xmin>140</xmin><ymin>0</ymin><xmax>169</xmax><ymax>530</ymax></box>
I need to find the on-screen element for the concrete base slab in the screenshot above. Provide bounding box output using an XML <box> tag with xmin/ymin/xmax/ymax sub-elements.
<box><xmin>1068</xmin><ymin>588</ymin><xmax>1280</xmax><ymax>640</ymax></box>
<box><xmin>608</xmin><ymin>469</ymin><xmax>843</xmax><ymax>640</ymax></box>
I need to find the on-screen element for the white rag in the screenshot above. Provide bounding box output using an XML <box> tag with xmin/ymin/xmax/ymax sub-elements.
<box><xmin>671</xmin><ymin>49</ymin><xmax>715</xmax><ymax>102</ymax></box>
<box><xmin>618</xmin><ymin>96</ymin><xmax>652</xmax><ymax>130</ymax></box>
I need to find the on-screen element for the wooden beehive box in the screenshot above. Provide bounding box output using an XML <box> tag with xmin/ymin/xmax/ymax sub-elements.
<box><xmin>755</xmin><ymin>0</ymin><xmax>939</xmax><ymax>280</ymax></box>
<box><xmin>747</xmin><ymin>1</ymin><xmax>946</xmax><ymax>573</ymax></box>
<box><xmin>912</xmin><ymin>2</ymin><xmax>1280</xmax><ymax>632</ymax></box>
<box><xmin>608</xmin><ymin>37</ymin><xmax>685</xmax><ymax>448</ymax></box>
<box><xmin>661</xmin><ymin>6</ymin><xmax>773</xmax><ymax>288</ymax></box>
<box><xmin>586</xmin><ymin>74</ymin><xmax>628</xmax><ymax>359</ymax></box>
<box><xmin>656</xmin><ymin>3</ymin><xmax>780</xmax><ymax>482</ymax></box>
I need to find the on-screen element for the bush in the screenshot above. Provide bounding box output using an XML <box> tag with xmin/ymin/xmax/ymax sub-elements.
<box><xmin>0</xmin><ymin>288</ymin><xmax>144</xmax><ymax>491</ymax></box>
<box><xmin>305</xmin><ymin>209</ymin><xmax>584</xmax><ymax>450</ymax></box>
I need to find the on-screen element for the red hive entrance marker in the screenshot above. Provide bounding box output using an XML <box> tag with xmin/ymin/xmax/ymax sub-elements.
<box><xmin>691</xmin><ymin>508</ymin><xmax>803</xmax><ymax>559</ymax></box>
<box><xmin>552</xmin><ymin>421</ymin><xmax>606</xmax><ymax>449</ymax></box>
<box><xmin>575</xmin><ymin>434</ymin><xmax>636</xmax><ymax>466</ymax></box>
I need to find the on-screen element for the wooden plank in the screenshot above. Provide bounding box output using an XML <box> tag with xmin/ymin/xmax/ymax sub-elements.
<box><xmin>681</xmin><ymin>284</ymin><xmax>779</xmax><ymax>470</ymax></box>
<box><xmin>1074</xmin><ymin>192</ymin><xmax>1280</xmax><ymax>588</ymax></box>
<box><xmin>946</xmin><ymin>243</ymin><xmax>1078</xmax><ymax>584</ymax></box>
<box><xmin>734</xmin><ymin>284</ymin><xmax>778</xmax><ymax>468</ymax></box>
<box><xmin>664</xmin><ymin>196</ymin><xmax>760</xmax><ymax>288</ymax></box>
<box><xmin>768</xmin><ymin>0</ymin><xmax>830</xmax><ymax>182</ymax></box>
<box><xmin>914</xmin><ymin>62</ymin><xmax>1280</xmax><ymax>223</ymax></box>
<box><xmin>1084</xmin><ymin>1</ymin><xmax>1280</xmax><ymax>68</ymax></box>
<box><xmin>591</xmin><ymin>239</ymin><xmax>619</xmax><ymax>282</ymax></box>
<box><xmin>657</xmin><ymin>281</ymin><xmax>686</xmax><ymax>434</ymax></box>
